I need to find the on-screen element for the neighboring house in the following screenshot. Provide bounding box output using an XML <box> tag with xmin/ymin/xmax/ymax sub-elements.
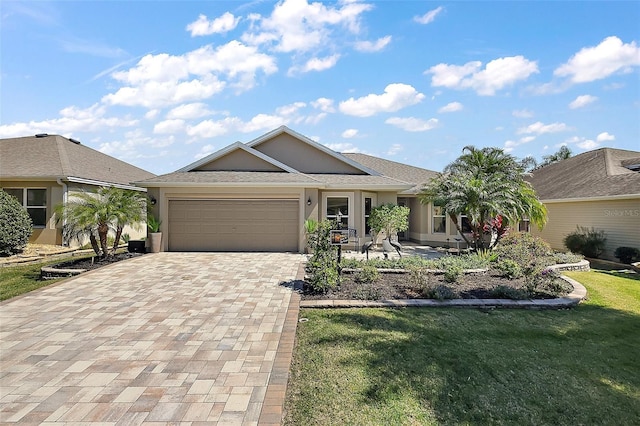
<box><xmin>137</xmin><ymin>126</ymin><xmax>469</xmax><ymax>253</ymax></box>
<box><xmin>0</xmin><ymin>134</ymin><xmax>156</xmax><ymax>245</ymax></box>
<box><xmin>528</xmin><ymin>147</ymin><xmax>640</xmax><ymax>260</ymax></box>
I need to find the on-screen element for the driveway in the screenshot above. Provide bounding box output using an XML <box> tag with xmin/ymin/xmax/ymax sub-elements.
<box><xmin>0</xmin><ymin>252</ymin><xmax>305</xmax><ymax>425</ymax></box>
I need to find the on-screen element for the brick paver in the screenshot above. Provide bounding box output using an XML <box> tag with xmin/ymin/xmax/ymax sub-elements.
<box><xmin>0</xmin><ymin>252</ymin><xmax>304</xmax><ymax>424</ymax></box>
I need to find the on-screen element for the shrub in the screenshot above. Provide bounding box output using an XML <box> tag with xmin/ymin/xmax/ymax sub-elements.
<box><xmin>552</xmin><ymin>251</ymin><xmax>584</xmax><ymax>265</ymax></box>
<box><xmin>351</xmin><ymin>284</ymin><xmax>382</xmax><ymax>300</ymax></box>
<box><xmin>408</xmin><ymin>266</ymin><xmax>429</xmax><ymax>288</ymax></box>
<box><xmin>563</xmin><ymin>226</ymin><xmax>607</xmax><ymax>258</ymax></box>
<box><xmin>491</xmin><ymin>285</ymin><xmax>528</xmax><ymax>300</ymax></box>
<box><xmin>495</xmin><ymin>259</ymin><xmax>522</xmax><ymax>279</ymax></box>
<box><xmin>494</xmin><ymin>232</ymin><xmax>552</xmax><ymax>264</ymax></box>
<box><xmin>306</xmin><ymin>220</ymin><xmax>340</xmax><ymax>293</ymax></box>
<box><xmin>422</xmin><ymin>284</ymin><xmax>457</xmax><ymax>300</ymax></box>
<box><xmin>443</xmin><ymin>265</ymin><xmax>463</xmax><ymax>283</ymax></box>
<box><xmin>354</xmin><ymin>263</ymin><xmax>379</xmax><ymax>284</ymax></box>
<box><xmin>0</xmin><ymin>190</ymin><xmax>33</xmax><ymax>256</ymax></box>
<box><xmin>614</xmin><ymin>247</ymin><xmax>640</xmax><ymax>264</ymax></box>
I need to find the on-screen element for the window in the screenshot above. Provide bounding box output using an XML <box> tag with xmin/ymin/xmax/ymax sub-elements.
<box><xmin>4</xmin><ymin>188</ymin><xmax>47</xmax><ymax>227</ymax></box>
<box><xmin>461</xmin><ymin>215</ymin><xmax>472</xmax><ymax>233</ymax></box>
<box><xmin>518</xmin><ymin>219</ymin><xmax>530</xmax><ymax>233</ymax></box>
<box><xmin>326</xmin><ymin>197</ymin><xmax>349</xmax><ymax>229</ymax></box>
<box><xmin>364</xmin><ymin>197</ymin><xmax>372</xmax><ymax>235</ymax></box>
<box><xmin>432</xmin><ymin>204</ymin><xmax>446</xmax><ymax>233</ymax></box>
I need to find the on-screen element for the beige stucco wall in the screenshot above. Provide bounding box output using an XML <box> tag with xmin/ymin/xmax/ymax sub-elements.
<box><xmin>531</xmin><ymin>197</ymin><xmax>640</xmax><ymax>260</ymax></box>
<box><xmin>195</xmin><ymin>149</ymin><xmax>282</xmax><ymax>172</ymax></box>
<box><xmin>254</xmin><ymin>133</ymin><xmax>365</xmax><ymax>174</ymax></box>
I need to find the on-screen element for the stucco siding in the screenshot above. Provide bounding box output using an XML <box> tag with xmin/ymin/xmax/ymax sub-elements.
<box><xmin>531</xmin><ymin>198</ymin><xmax>640</xmax><ymax>260</ymax></box>
<box><xmin>194</xmin><ymin>149</ymin><xmax>283</xmax><ymax>172</ymax></box>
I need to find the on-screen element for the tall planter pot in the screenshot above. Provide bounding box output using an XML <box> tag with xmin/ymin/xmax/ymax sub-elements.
<box><xmin>148</xmin><ymin>232</ymin><xmax>162</xmax><ymax>253</ymax></box>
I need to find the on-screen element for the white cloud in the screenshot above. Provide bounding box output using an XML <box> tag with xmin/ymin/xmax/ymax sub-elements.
<box><xmin>241</xmin><ymin>0</ymin><xmax>373</xmax><ymax>53</ymax></box>
<box><xmin>517</xmin><ymin>121</ymin><xmax>571</xmax><ymax>135</ymax></box>
<box><xmin>385</xmin><ymin>117</ymin><xmax>439</xmax><ymax>132</ymax></box>
<box><xmin>167</xmin><ymin>103</ymin><xmax>215</xmax><ymax>119</ymax></box>
<box><xmin>293</xmin><ymin>54</ymin><xmax>340</xmax><ymax>74</ymax></box>
<box><xmin>0</xmin><ymin>103</ymin><xmax>137</xmax><ymax>138</ymax></box>
<box><xmin>576</xmin><ymin>139</ymin><xmax>599</xmax><ymax>150</ymax></box>
<box><xmin>324</xmin><ymin>142</ymin><xmax>362</xmax><ymax>153</ymax></box>
<box><xmin>311</xmin><ymin>97</ymin><xmax>335</xmax><ymax>112</ymax></box>
<box><xmin>186</xmin><ymin>12</ymin><xmax>240</xmax><ymax>36</ymax></box>
<box><xmin>342</xmin><ymin>128</ymin><xmax>359</xmax><ymax>138</ymax></box>
<box><xmin>438</xmin><ymin>101</ymin><xmax>463</xmax><ymax>113</ymax></box>
<box><xmin>387</xmin><ymin>143</ymin><xmax>402</xmax><ymax>155</ymax></box>
<box><xmin>275</xmin><ymin>101</ymin><xmax>307</xmax><ymax>117</ymax></box>
<box><xmin>354</xmin><ymin>35</ymin><xmax>391</xmax><ymax>52</ymax></box>
<box><xmin>512</xmin><ymin>109</ymin><xmax>533</xmax><ymax>118</ymax></box>
<box><xmin>153</xmin><ymin>119</ymin><xmax>185</xmax><ymax>134</ymax></box>
<box><xmin>428</xmin><ymin>56</ymin><xmax>539</xmax><ymax>96</ymax></box>
<box><xmin>194</xmin><ymin>144</ymin><xmax>216</xmax><ymax>159</ymax></box>
<box><xmin>103</xmin><ymin>41</ymin><xmax>277</xmax><ymax>107</ymax></box>
<box><xmin>186</xmin><ymin>117</ymin><xmax>239</xmax><ymax>139</ymax></box>
<box><xmin>569</xmin><ymin>94</ymin><xmax>598</xmax><ymax>109</ymax></box>
<box><xmin>339</xmin><ymin>83</ymin><xmax>425</xmax><ymax>117</ymax></box>
<box><xmin>145</xmin><ymin>109</ymin><xmax>160</xmax><ymax>120</ymax></box>
<box><xmin>596</xmin><ymin>132</ymin><xmax>615</xmax><ymax>142</ymax></box>
<box><xmin>414</xmin><ymin>6</ymin><xmax>443</xmax><ymax>24</ymax></box>
<box><xmin>98</xmin><ymin>129</ymin><xmax>173</xmax><ymax>160</ymax></box>
<box><xmin>554</xmin><ymin>36</ymin><xmax>640</xmax><ymax>83</ymax></box>
<box><xmin>503</xmin><ymin>135</ymin><xmax>536</xmax><ymax>152</ymax></box>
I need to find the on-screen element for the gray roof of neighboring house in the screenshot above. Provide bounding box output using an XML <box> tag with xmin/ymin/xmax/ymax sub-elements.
<box><xmin>343</xmin><ymin>153</ymin><xmax>438</xmax><ymax>193</ymax></box>
<box><xmin>528</xmin><ymin>147</ymin><xmax>640</xmax><ymax>200</ymax></box>
<box><xmin>0</xmin><ymin>134</ymin><xmax>155</xmax><ymax>186</ymax></box>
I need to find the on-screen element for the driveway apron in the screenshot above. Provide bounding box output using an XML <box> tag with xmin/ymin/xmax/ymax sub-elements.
<box><xmin>0</xmin><ymin>252</ymin><xmax>304</xmax><ymax>425</ymax></box>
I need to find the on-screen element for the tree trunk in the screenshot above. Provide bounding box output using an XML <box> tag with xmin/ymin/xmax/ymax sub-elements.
<box><xmin>449</xmin><ymin>214</ymin><xmax>472</xmax><ymax>247</ymax></box>
<box><xmin>98</xmin><ymin>223</ymin><xmax>109</xmax><ymax>258</ymax></box>
<box><xmin>113</xmin><ymin>226</ymin><xmax>123</xmax><ymax>252</ymax></box>
<box><xmin>89</xmin><ymin>233</ymin><xmax>100</xmax><ymax>257</ymax></box>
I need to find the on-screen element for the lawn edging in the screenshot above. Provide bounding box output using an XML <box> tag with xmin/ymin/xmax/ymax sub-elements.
<box><xmin>299</xmin><ymin>259</ymin><xmax>589</xmax><ymax>309</ymax></box>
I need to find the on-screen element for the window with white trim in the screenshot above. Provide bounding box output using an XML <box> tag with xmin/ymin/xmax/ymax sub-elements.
<box><xmin>326</xmin><ymin>197</ymin><xmax>349</xmax><ymax>229</ymax></box>
<box><xmin>518</xmin><ymin>219</ymin><xmax>530</xmax><ymax>233</ymax></box>
<box><xmin>364</xmin><ymin>197</ymin><xmax>372</xmax><ymax>235</ymax></box>
<box><xmin>4</xmin><ymin>188</ymin><xmax>47</xmax><ymax>227</ymax></box>
<box><xmin>460</xmin><ymin>214</ymin><xmax>472</xmax><ymax>233</ymax></box>
<box><xmin>432</xmin><ymin>204</ymin><xmax>446</xmax><ymax>233</ymax></box>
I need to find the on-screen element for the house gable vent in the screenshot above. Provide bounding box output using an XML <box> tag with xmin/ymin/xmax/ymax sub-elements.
<box><xmin>35</xmin><ymin>133</ymin><xmax>49</xmax><ymax>138</ymax></box>
<box><xmin>69</xmin><ymin>138</ymin><xmax>81</xmax><ymax>145</ymax></box>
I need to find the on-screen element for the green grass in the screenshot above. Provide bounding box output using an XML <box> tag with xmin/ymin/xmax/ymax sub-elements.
<box><xmin>285</xmin><ymin>270</ymin><xmax>640</xmax><ymax>425</ymax></box>
<box><xmin>0</xmin><ymin>259</ymin><xmax>71</xmax><ymax>301</ymax></box>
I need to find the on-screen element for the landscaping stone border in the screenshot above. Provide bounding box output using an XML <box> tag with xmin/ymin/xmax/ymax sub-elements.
<box><xmin>299</xmin><ymin>260</ymin><xmax>590</xmax><ymax>310</ymax></box>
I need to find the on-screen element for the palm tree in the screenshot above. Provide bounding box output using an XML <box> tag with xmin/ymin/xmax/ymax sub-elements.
<box><xmin>420</xmin><ymin>146</ymin><xmax>547</xmax><ymax>250</ymax></box>
<box><xmin>539</xmin><ymin>145</ymin><xmax>572</xmax><ymax>168</ymax></box>
<box><xmin>55</xmin><ymin>187</ymin><xmax>147</xmax><ymax>257</ymax></box>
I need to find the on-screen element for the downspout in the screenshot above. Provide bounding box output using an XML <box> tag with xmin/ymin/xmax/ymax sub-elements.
<box><xmin>56</xmin><ymin>178</ymin><xmax>68</xmax><ymax>246</ymax></box>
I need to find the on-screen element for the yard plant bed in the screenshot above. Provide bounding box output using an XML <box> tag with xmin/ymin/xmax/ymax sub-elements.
<box><xmin>301</xmin><ymin>269</ymin><xmax>574</xmax><ymax>301</ymax></box>
<box><xmin>50</xmin><ymin>252</ymin><xmax>143</xmax><ymax>272</ymax></box>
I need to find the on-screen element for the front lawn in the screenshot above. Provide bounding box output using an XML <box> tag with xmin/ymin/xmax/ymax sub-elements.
<box><xmin>0</xmin><ymin>260</ymin><xmax>67</xmax><ymax>301</ymax></box>
<box><xmin>284</xmin><ymin>270</ymin><xmax>640</xmax><ymax>425</ymax></box>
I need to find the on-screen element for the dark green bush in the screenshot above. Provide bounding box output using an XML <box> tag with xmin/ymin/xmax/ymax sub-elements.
<box><xmin>0</xmin><ymin>190</ymin><xmax>33</xmax><ymax>256</ymax></box>
<box><xmin>495</xmin><ymin>259</ymin><xmax>523</xmax><ymax>279</ymax></box>
<box><xmin>354</xmin><ymin>263</ymin><xmax>379</xmax><ymax>284</ymax></box>
<box><xmin>306</xmin><ymin>220</ymin><xmax>340</xmax><ymax>293</ymax></box>
<box><xmin>443</xmin><ymin>265</ymin><xmax>462</xmax><ymax>283</ymax></box>
<box><xmin>614</xmin><ymin>247</ymin><xmax>640</xmax><ymax>264</ymax></box>
<box><xmin>563</xmin><ymin>226</ymin><xmax>607</xmax><ymax>258</ymax></box>
<box><xmin>422</xmin><ymin>284</ymin><xmax>457</xmax><ymax>300</ymax></box>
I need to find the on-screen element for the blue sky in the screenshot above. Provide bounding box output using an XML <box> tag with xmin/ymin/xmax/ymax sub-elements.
<box><xmin>1</xmin><ymin>0</ymin><xmax>639</xmax><ymax>175</ymax></box>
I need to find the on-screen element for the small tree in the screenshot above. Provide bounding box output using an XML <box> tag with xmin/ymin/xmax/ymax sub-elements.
<box><xmin>306</xmin><ymin>220</ymin><xmax>339</xmax><ymax>293</ymax></box>
<box><xmin>367</xmin><ymin>203</ymin><xmax>410</xmax><ymax>241</ymax></box>
<box><xmin>0</xmin><ymin>190</ymin><xmax>33</xmax><ymax>256</ymax></box>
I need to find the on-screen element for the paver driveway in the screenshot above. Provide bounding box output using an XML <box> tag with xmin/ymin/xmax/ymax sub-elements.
<box><xmin>0</xmin><ymin>252</ymin><xmax>305</xmax><ymax>425</ymax></box>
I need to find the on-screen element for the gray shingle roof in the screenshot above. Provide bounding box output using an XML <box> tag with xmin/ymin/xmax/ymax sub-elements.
<box><xmin>342</xmin><ymin>153</ymin><xmax>438</xmax><ymax>193</ymax></box>
<box><xmin>0</xmin><ymin>134</ymin><xmax>155</xmax><ymax>186</ymax></box>
<box><xmin>528</xmin><ymin>148</ymin><xmax>640</xmax><ymax>200</ymax></box>
<box><xmin>139</xmin><ymin>171</ymin><xmax>320</xmax><ymax>185</ymax></box>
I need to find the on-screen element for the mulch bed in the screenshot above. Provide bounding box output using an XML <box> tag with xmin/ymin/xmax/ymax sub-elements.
<box><xmin>55</xmin><ymin>252</ymin><xmax>144</xmax><ymax>272</ymax></box>
<box><xmin>301</xmin><ymin>270</ymin><xmax>573</xmax><ymax>301</ymax></box>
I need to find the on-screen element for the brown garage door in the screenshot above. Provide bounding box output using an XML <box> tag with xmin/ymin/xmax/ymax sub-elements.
<box><xmin>168</xmin><ymin>199</ymin><xmax>299</xmax><ymax>252</ymax></box>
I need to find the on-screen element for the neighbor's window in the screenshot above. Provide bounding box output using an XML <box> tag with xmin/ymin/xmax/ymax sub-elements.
<box><xmin>326</xmin><ymin>197</ymin><xmax>349</xmax><ymax>229</ymax></box>
<box><xmin>432</xmin><ymin>204</ymin><xmax>446</xmax><ymax>233</ymax></box>
<box><xmin>518</xmin><ymin>219</ymin><xmax>531</xmax><ymax>233</ymax></box>
<box><xmin>364</xmin><ymin>197</ymin><xmax>372</xmax><ymax>235</ymax></box>
<box><xmin>4</xmin><ymin>188</ymin><xmax>47</xmax><ymax>227</ymax></box>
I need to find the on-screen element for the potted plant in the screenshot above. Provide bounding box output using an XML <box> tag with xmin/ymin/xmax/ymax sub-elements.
<box><xmin>147</xmin><ymin>215</ymin><xmax>162</xmax><ymax>253</ymax></box>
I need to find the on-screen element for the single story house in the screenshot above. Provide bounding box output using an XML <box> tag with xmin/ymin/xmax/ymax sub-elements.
<box><xmin>0</xmin><ymin>134</ymin><xmax>156</xmax><ymax>245</ymax></box>
<box><xmin>528</xmin><ymin>147</ymin><xmax>640</xmax><ymax>260</ymax></box>
<box><xmin>137</xmin><ymin>126</ymin><xmax>472</xmax><ymax>253</ymax></box>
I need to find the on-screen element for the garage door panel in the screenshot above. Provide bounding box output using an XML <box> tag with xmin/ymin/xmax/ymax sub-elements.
<box><xmin>169</xmin><ymin>199</ymin><xmax>299</xmax><ymax>252</ymax></box>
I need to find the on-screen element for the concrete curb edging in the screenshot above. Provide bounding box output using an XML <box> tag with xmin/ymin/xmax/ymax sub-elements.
<box><xmin>300</xmin><ymin>260</ymin><xmax>590</xmax><ymax>310</ymax></box>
